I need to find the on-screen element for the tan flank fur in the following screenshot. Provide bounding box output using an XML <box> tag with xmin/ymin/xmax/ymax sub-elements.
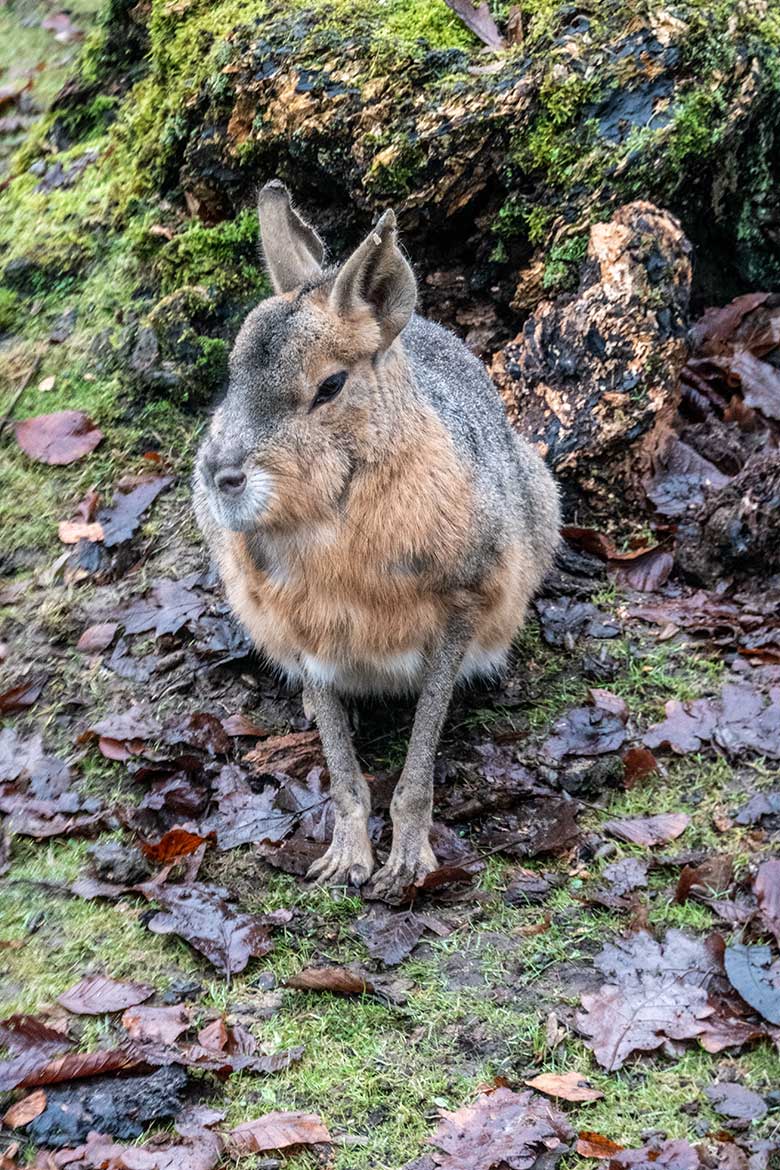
<box><xmin>195</xmin><ymin>180</ymin><xmax>560</xmax><ymax>898</ymax></box>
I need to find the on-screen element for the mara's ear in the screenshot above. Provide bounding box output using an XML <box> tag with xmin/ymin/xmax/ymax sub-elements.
<box><xmin>257</xmin><ymin>179</ymin><xmax>324</xmax><ymax>294</ymax></box>
<box><xmin>330</xmin><ymin>210</ymin><xmax>416</xmax><ymax>349</ymax></box>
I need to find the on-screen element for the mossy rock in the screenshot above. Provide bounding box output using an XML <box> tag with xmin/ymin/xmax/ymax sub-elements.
<box><xmin>2</xmin><ymin>239</ymin><xmax>93</xmax><ymax>296</ymax></box>
<box><xmin>130</xmin><ymin>285</ymin><xmax>228</xmax><ymax>409</ymax></box>
<box><xmin>2</xmin><ymin>0</ymin><xmax>780</xmax><ymax>399</ymax></box>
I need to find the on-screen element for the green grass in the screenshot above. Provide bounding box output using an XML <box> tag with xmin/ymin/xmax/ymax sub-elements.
<box><xmin>4</xmin><ymin>817</ymin><xmax>780</xmax><ymax>1167</ymax></box>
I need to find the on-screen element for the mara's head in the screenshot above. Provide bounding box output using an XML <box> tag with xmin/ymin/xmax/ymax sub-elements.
<box><xmin>196</xmin><ymin>180</ymin><xmax>417</xmax><ymax>534</ymax></box>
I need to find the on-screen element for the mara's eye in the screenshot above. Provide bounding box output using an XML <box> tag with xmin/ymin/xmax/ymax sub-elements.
<box><xmin>311</xmin><ymin>370</ymin><xmax>348</xmax><ymax>409</ymax></box>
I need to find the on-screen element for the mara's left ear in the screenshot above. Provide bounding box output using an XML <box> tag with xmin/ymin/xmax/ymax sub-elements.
<box><xmin>330</xmin><ymin>210</ymin><xmax>416</xmax><ymax>349</ymax></box>
<box><xmin>258</xmin><ymin>179</ymin><xmax>324</xmax><ymax>294</ymax></box>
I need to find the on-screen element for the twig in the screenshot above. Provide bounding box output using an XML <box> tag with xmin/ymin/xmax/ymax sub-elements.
<box><xmin>0</xmin><ymin>354</ymin><xmax>42</xmax><ymax>438</ymax></box>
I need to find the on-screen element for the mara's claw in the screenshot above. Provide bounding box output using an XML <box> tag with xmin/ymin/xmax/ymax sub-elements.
<box><xmin>369</xmin><ymin>836</ymin><xmax>437</xmax><ymax>902</ymax></box>
<box><xmin>306</xmin><ymin>824</ymin><xmax>374</xmax><ymax>888</ymax></box>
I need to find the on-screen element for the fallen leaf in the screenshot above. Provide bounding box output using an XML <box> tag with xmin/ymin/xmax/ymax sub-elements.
<box><xmin>608</xmin><ymin>1139</ymin><xmax>701</xmax><ymax>1167</ymax></box>
<box><xmin>602</xmin><ymin>857</ymin><xmax>648</xmax><ymax>896</ymax></box>
<box><xmin>426</xmin><ymin>1087</ymin><xmax>573</xmax><ymax>1169</ymax></box>
<box><xmin>534</xmin><ymin>597</ymin><xmax>620</xmax><ymax>648</ymax></box>
<box><xmin>644</xmin><ymin>697</ymin><xmax>719</xmax><ymax>754</ymax></box>
<box><xmin>734</xmin><ymin>791</ymin><xmax>780</xmax><ymax>826</ymax></box>
<box><xmin>577</xmin><ymin>931</ymin><xmax>722</xmax><ymax>1070</ymax></box>
<box><xmin>576</xmin><ymin>1131</ymin><xmax>624</xmax><ymax>1158</ymax></box>
<box><xmin>221</xmin><ymin>713</ymin><xmax>267</xmax><ymax>737</ymax></box>
<box><xmin>578</xmin><ymin>978</ymin><xmax>711</xmax><ymax>1071</ymax></box>
<box><xmin>355</xmin><ymin>907</ymin><xmax>446</xmax><ymax>966</ymax></box>
<box><xmin>0</xmin><ymin>1047</ymin><xmax>141</xmax><ymax>1092</ymax></box>
<box><xmin>588</xmin><ymin>689</ymin><xmax>629</xmax><ymax>721</ymax></box>
<box><xmin>84</xmin><ymin>705</ymin><xmax>161</xmax><ymax>760</ymax></box>
<box><xmin>413</xmin><ymin>863</ymin><xmax>479</xmax><ymax>892</ymax></box>
<box><xmin>0</xmin><ymin>731</ymin><xmax>73</xmax><ymax>795</ymax></box>
<box><xmin>76</xmin><ymin>623</ymin><xmax>118</xmax><ymax>653</ymax></box>
<box><xmin>142</xmin><ymin>883</ymin><xmax>279</xmax><ymax>976</ymax></box>
<box><xmin>3</xmin><ymin>1089</ymin><xmax>47</xmax><ymax>1128</ymax></box>
<box><xmin>724</xmin><ymin>943</ymin><xmax>780</xmax><ymax>1025</ymax></box>
<box><xmin>14</xmin><ymin>412</ymin><xmax>103</xmax><ymax>465</ymax></box>
<box><xmin>202</xmin><ymin>766</ymin><xmax>295</xmax><ymax>851</ymax></box>
<box><xmin>165</xmin><ymin>712</ymin><xmax>231</xmax><ymax>756</ymax></box>
<box><xmin>705</xmin><ymin>1082</ymin><xmax>767</xmax><ymax>1122</ymax></box>
<box><xmin>98</xmin><ymin>475</ymin><xmax>174</xmax><ymax>548</ymax></box>
<box><xmin>0</xmin><ymin>679</ymin><xmax>44</xmax><ymax>714</ymax></box>
<box><xmin>2</xmin><ymin>798</ymin><xmax>105</xmax><ymax>841</ymax></box>
<box><xmin>228</xmin><ymin>1111</ymin><xmax>330</xmax><ymax>1155</ymax></box>
<box><xmin>0</xmin><ymin>1014</ymin><xmax>71</xmax><ymax>1055</ymax></box>
<box><xmin>611</xmin><ymin>546</ymin><xmax>675</xmax><ymax>592</ymax></box>
<box><xmin>478</xmin><ymin>795</ymin><xmax>580</xmax><ymax>859</ymax></box>
<box><xmin>443</xmin><ymin>0</ymin><xmax>504</xmax><ymax>48</ymax></box>
<box><xmin>121</xmin><ymin>576</ymin><xmax>207</xmax><ymax>639</ymax></box>
<box><xmin>141</xmin><ymin>828</ymin><xmax>215</xmax><ymax>865</ymax></box>
<box><xmin>697</xmin><ymin>1012</ymin><xmax>768</xmax><ymax>1055</ymax></box>
<box><xmin>58</xmin><ymin>976</ymin><xmax>153</xmax><ymax>1015</ymax></box>
<box><xmin>754</xmin><ymin>858</ymin><xmax>780</xmax><ymax>944</ymax></box>
<box><xmin>120</xmin><ymin>1003</ymin><xmax>191</xmax><ymax>1045</ymax></box>
<box><xmin>543</xmin><ymin>706</ymin><xmax>627</xmax><ymax>760</ymax></box>
<box><xmin>645</xmin><ymin>683</ymin><xmax>780</xmax><ymax>760</ymax></box>
<box><xmin>504</xmin><ymin>867</ymin><xmax>552</xmax><ymax>905</ymax></box>
<box><xmin>285</xmin><ymin>966</ymin><xmax>374</xmax><ymax>996</ymax></box>
<box><xmin>524</xmin><ymin>1071</ymin><xmax>603</xmax><ymax>1102</ymax></box>
<box><xmin>602</xmin><ymin>812</ymin><xmax>690</xmax><ymax>847</ymax></box>
<box><xmin>622</xmin><ymin>747</ymin><xmax>658</xmax><ymax>786</ymax></box>
<box><xmin>675</xmin><ymin>857</ymin><xmax>734</xmax><ymax>904</ymax></box>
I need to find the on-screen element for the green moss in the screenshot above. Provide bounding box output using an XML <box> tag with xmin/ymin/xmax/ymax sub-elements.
<box><xmin>667</xmin><ymin>87</ymin><xmax>726</xmax><ymax>168</ymax></box>
<box><xmin>374</xmin><ymin>0</ymin><xmax>475</xmax><ymax>54</ymax></box>
<box><xmin>146</xmin><ymin>209</ymin><xmax>268</xmax><ymax>299</ymax></box>
<box><xmin>542</xmin><ymin>232</ymin><xmax>588</xmax><ymax>291</ymax></box>
<box><xmin>0</xmin><ymin>287</ymin><xmax>20</xmax><ymax>333</ymax></box>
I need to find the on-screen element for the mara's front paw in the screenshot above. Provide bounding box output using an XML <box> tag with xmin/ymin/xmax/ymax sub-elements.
<box><xmin>306</xmin><ymin>819</ymin><xmax>374</xmax><ymax>888</ymax></box>
<box><xmin>369</xmin><ymin>834</ymin><xmax>437</xmax><ymax>902</ymax></box>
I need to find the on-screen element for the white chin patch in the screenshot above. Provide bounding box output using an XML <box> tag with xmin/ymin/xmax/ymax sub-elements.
<box><xmin>210</xmin><ymin>468</ymin><xmax>272</xmax><ymax>532</ymax></box>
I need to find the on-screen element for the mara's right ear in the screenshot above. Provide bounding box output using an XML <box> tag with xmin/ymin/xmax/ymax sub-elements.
<box><xmin>257</xmin><ymin>180</ymin><xmax>324</xmax><ymax>294</ymax></box>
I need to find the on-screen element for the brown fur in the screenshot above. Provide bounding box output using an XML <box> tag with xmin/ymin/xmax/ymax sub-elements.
<box><xmin>214</xmin><ymin>398</ymin><xmax>485</xmax><ymax>672</ymax></box>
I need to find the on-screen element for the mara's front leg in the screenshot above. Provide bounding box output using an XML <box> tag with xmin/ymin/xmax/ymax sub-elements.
<box><xmin>370</xmin><ymin>619</ymin><xmax>472</xmax><ymax>901</ymax></box>
<box><xmin>305</xmin><ymin>684</ymin><xmax>374</xmax><ymax>887</ymax></box>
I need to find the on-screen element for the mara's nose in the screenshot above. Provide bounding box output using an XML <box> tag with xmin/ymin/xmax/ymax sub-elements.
<box><xmin>214</xmin><ymin>467</ymin><xmax>247</xmax><ymax>497</ymax></box>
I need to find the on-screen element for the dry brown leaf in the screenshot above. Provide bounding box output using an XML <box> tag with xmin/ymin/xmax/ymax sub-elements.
<box><xmin>602</xmin><ymin>812</ymin><xmax>690</xmax><ymax>847</ymax></box>
<box><xmin>14</xmin><ymin>411</ymin><xmax>103</xmax><ymax>465</ymax></box>
<box><xmin>57</xmin><ymin>976</ymin><xmax>153</xmax><ymax>1015</ymax></box>
<box><xmin>576</xmin><ymin>1130</ymin><xmax>624</xmax><ymax>1157</ymax></box>
<box><xmin>228</xmin><ymin>1111</ymin><xmax>330</xmax><ymax>1155</ymax></box>
<box><xmin>524</xmin><ymin>1071</ymin><xmax>603</xmax><ymax>1102</ymax></box>
<box><xmin>284</xmin><ymin>966</ymin><xmax>374</xmax><ymax>995</ymax></box>
<box><xmin>2</xmin><ymin>1089</ymin><xmax>46</xmax><ymax>1128</ymax></box>
<box><xmin>141</xmin><ymin>827</ymin><xmax>215</xmax><ymax>864</ymax></box>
